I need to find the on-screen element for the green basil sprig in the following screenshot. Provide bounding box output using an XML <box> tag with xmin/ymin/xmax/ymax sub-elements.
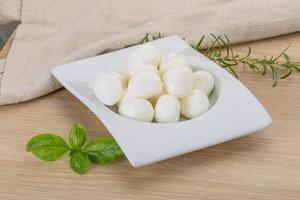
<box><xmin>26</xmin><ymin>122</ymin><xmax>123</xmax><ymax>174</ymax></box>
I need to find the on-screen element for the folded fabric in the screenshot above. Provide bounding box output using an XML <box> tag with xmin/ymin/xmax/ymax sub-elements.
<box><xmin>0</xmin><ymin>59</ymin><xmax>5</xmax><ymax>84</ymax></box>
<box><xmin>0</xmin><ymin>0</ymin><xmax>299</xmax><ymax>105</ymax></box>
<box><xmin>0</xmin><ymin>0</ymin><xmax>21</xmax><ymax>50</ymax></box>
<box><xmin>0</xmin><ymin>0</ymin><xmax>21</xmax><ymax>23</ymax></box>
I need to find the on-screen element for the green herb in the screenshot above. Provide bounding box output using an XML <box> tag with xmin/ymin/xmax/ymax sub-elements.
<box><xmin>26</xmin><ymin>123</ymin><xmax>123</xmax><ymax>175</ymax></box>
<box><xmin>26</xmin><ymin>134</ymin><xmax>69</xmax><ymax>161</ymax></box>
<box><xmin>83</xmin><ymin>138</ymin><xmax>123</xmax><ymax>164</ymax></box>
<box><xmin>68</xmin><ymin>122</ymin><xmax>86</xmax><ymax>150</ymax></box>
<box><xmin>138</xmin><ymin>33</ymin><xmax>300</xmax><ymax>87</ymax></box>
<box><xmin>70</xmin><ymin>151</ymin><xmax>89</xmax><ymax>174</ymax></box>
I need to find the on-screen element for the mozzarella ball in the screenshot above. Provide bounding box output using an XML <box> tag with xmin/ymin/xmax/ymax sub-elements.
<box><xmin>117</xmin><ymin>89</ymin><xmax>134</xmax><ymax>107</ymax></box>
<box><xmin>118</xmin><ymin>98</ymin><xmax>154</xmax><ymax>122</ymax></box>
<box><xmin>124</xmin><ymin>63</ymin><xmax>158</xmax><ymax>77</ymax></box>
<box><xmin>128</xmin><ymin>71</ymin><xmax>162</xmax><ymax>99</ymax></box>
<box><xmin>180</xmin><ymin>90</ymin><xmax>209</xmax><ymax>118</ymax></box>
<box><xmin>112</xmin><ymin>72</ymin><xmax>128</xmax><ymax>88</ymax></box>
<box><xmin>154</xmin><ymin>95</ymin><xmax>180</xmax><ymax>123</ymax></box>
<box><xmin>148</xmin><ymin>86</ymin><xmax>166</xmax><ymax>106</ymax></box>
<box><xmin>193</xmin><ymin>70</ymin><xmax>215</xmax><ymax>96</ymax></box>
<box><xmin>163</xmin><ymin>67</ymin><xmax>193</xmax><ymax>98</ymax></box>
<box><xmin>159</xmin><ymin>56</ymin><xmax>190</xmax><ymax>74</ymax></box>
<box><xmin>159</xmin><ymin>53</ymin><xmax>179</xmax><ymax>70</ymax></box>
<box><xmin>93</xmin><ymin>73</ymin><xmax>123</xmax><ymax>106</ymax></box>
<box><xmin>160</xmin><ymin>53</ymin><xmax>179</xmax><ymax>65</ymax></box>
<box><xmin>127</xmin><ymin>45</ymin><xmax>161</xmax><ymax>67</ymax></box>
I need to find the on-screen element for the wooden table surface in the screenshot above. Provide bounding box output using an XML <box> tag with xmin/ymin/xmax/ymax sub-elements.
<box><xmin>0</xmin><ymin>33</ymin><xmax>300</xmax><ymax>200</ymax></box>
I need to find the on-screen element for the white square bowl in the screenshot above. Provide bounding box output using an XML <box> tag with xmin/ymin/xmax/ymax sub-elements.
<box><xmin>52</xmin><ymin>35</ymin><xmax>272</xmax><ymax>167</ymax></box>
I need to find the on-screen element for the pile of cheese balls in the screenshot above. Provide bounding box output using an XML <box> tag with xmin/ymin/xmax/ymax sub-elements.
<box><xmin>93</xmin><ymin>45</ymin><xmax>215</xmax><ymax>123</ymax></box>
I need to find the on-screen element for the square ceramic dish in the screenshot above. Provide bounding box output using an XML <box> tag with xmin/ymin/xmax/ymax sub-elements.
<box><xmin>52</xmin><ymin>35</ymin><xmax>272</xmax><ymax>167</ymax></box>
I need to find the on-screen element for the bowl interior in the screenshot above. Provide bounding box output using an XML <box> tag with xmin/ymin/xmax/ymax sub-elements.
<box><xmin>105</xmin><ymin>62</ymin><xmax>221</xmax><ymax>123</ymax></box>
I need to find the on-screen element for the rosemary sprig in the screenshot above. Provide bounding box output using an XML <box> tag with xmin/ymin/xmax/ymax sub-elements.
<box><xmin>138</xmin><ymin>33</ymin><xmax>300</xmax><ymax>87</ymax></box>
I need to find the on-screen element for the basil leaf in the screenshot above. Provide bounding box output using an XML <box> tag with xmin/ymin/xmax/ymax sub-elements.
<box><xmin>68</xmin><ymin>122</ymin><xmax>86</xmax><ymax>150</ymax></box>
<box><xmin>70</xmin><ymin>151</ymin><xmax>89</xmax><ymax>174</ymax></box>
<box><xmin>26</xmin><ymin>134</ymin><xmax>69</xmax><ymax>161</ymax></box>
<box><xmin>88</xmin><ymin>154</ymin><xmax>118</xmax><ymax>164</ymax></box>
<box><xmin>83</xmin><ymin>138</ymin><xmax>123</xmax><ymax>164</ymax></box>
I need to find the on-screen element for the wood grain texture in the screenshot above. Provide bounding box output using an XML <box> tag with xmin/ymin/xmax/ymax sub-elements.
<box><xmin>0</xmin><ymin>33</ymin><xmax>299</xmax><ymax>200</ymax></box>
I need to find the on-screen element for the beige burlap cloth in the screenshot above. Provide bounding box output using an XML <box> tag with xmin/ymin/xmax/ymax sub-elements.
<box><xmin>0</xmin><ymin>0</ymin><xmax>299</xmax><ymax>105</ymax></box>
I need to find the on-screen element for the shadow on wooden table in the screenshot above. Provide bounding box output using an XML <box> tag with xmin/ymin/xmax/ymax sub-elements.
<box><xmin>93</xmin><ymin>135</ymin><xmax>264</xmax><ymax>190</ymax></box>
<box><xmin>51</xmin><ymin>90</ymin><xmax>265</xmax><ymax>186</ymax></box>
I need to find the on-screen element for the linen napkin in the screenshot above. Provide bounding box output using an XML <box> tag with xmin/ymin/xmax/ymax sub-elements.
<box><xmin>0</xmin><ymin>0</ymin><xmax>299</xmax><ymax>105</ymax></box>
